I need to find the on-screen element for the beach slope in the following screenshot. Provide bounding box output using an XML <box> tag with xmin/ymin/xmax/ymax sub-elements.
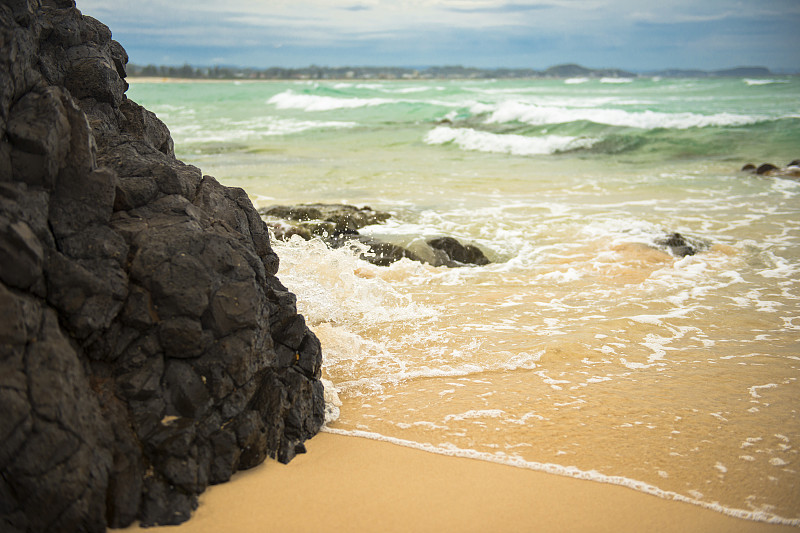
<box><xmin>120</xmin><ymin>432</ymin><xmax>796</xmax><ymax>533</ymax></box>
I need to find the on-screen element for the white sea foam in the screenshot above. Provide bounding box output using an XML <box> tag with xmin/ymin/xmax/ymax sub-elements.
<box><xmin>744</xmin><ymin>79</ymin><xmax>789</xmax><ymax>86</ymax></box>
<box><xmin>444</xmin><ymin>409</ymin><xmax>506</xmax><ymax>422</ymax></box>
<box><xmin>268</xmin><ymin>90</ymin><xmax>396</xmax><ymax>111</ymax></box>
<box><xmin>564</xmin><ymin>77</ymin><xmax>589</xmax><ymax>84</ymax></box>
<box><xmin>473</xmin><ymin>101</ymin><xmax>761</xmax><ymax>129</ymax></box>
<box><xmin>384</xmin><ymin>86</ymin><xmax>436</xmax><ymax>94</ymax></box>
<box><xmin>321</xmin><ymin>378</ymin><xmax>342</xmax><ymax>424</ymax></box>
<box><xmin>270</xmin><ymin>234</ymin><xmax>549</xmax><ymax>396</ymax></box>
<box><xmin>172</xmin><ymin>116</ymin><xmax>355</xmax><ymax>143</ymax></box>
<box><xmin>322</xmin><ymin>427</ymin><xmax>800</xmax><ymax>527</ymax></box>
<box><xmin>749</xmin><ymin>383</ymin><xmax>778</xmax><ymax>399</ymax></box>
<box><xmin>424</xmin><ymin>126</ymin><xmax>597</xmax><ymax>156</ymax></box>
<box><xmin>600</xmin><ymin>77</ymin><xmax>634</xmax><ymax>84</ymax></box>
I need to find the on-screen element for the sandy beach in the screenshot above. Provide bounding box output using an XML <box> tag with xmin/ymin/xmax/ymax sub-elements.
<box><xmin>118</xmin><ymin>432</ymin><xmax>797</xmax><ymax>533</ymax></box>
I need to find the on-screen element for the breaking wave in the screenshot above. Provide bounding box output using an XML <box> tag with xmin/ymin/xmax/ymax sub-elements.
<box><xmin>471</xmin><ymin>101</ymin><xmax>762</xmax><ymax>129</ymax></box>
<box><xmin>424</xmin><ymin>125</ymin><xmax>597</xmax><ymax>155</ymax></box>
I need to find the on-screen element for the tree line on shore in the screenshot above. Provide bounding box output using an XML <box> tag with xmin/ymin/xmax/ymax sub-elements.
<box><xmin>128</xmin><ymin>63</ymin><xmax>776</xmax><ymax>81</ymax></box>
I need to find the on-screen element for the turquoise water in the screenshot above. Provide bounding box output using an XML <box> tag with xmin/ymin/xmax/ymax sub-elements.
<box><xmin>129</xmin><ymin>77</ymin><xmax>800</xmax><ymax>524</ymax></box>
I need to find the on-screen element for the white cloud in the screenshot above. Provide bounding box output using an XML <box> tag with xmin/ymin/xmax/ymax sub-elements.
<box><xmin>75</xmin><ymin>0</ymin><xmax>800</xmax><ymax>69</ymax></box>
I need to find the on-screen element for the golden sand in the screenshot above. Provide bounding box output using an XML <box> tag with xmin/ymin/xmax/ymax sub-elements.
<box><xmin>117</xmin><ymin>432</ymin><xmax>796</xmax><ymax>533</ymax></box>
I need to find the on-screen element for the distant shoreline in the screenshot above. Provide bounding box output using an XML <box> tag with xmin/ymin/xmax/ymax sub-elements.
<box><xmin>126</xmin><ymin>63</ymin><xmax>788</xmax><ymax>82</ymax></box>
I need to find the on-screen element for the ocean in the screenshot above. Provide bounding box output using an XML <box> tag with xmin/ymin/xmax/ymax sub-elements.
<box><xmin>128</xmin><ymin>76</ymin><xmax>800</xmax><ymax>525</ymax></box>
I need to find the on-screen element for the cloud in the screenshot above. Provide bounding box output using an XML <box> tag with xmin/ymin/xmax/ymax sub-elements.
<box><xmin>76</xmin><ymin>0</ymin><xmax>800</xmax><ymax>70</ymax></box>
<box><xmin>444</xmin><ymin>3</ymin><xmax>555</xmax><ymax>13</ymax></box>
<box><xmin>629</xmin><ymin>10</ymin><xmax>739</xmax><ymax>24</ymax></box>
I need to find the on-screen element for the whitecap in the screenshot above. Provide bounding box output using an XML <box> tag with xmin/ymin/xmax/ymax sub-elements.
<box><xmin>600</xmin><ymin>77</ymin><xmax>634</xmax><ymax>84</ymax></box>
<box><xmin>744</xmin><ymin>79</ymin><xmax>789</xmax><ymax>86</ymax></box>
<box><xmin>475</xmin><ymin>101</ymin><xmax>761</xmax><ymax>129</ymax></box>
<box><xmin>424</xmin><ymin>125</ymin><xmax>597</xmax><ymax>156</ymax></box>
<box><xmin>268</xmin><ymin>89</ymin><xmax>395</xmax><ymax>111</ymax></box>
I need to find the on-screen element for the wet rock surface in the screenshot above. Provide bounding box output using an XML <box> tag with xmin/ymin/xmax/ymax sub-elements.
<box><xmin>1</xmin><ymin>2</ymin><xmax>323</xmax><ymax>530</ymax></box>
<box><xmin>260</xmin><ymin>203</ymin><xmax>492</xmax><ymax>268</ymax></box>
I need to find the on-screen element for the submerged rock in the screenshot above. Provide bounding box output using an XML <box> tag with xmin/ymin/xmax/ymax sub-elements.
<box><xmin>0</xmin><ymin>2</ymin><xmax>323</xmax><ymax>530</ymax></box>
<box><xmin>329</xmin><ymin>234</ymin><xmax>424</xmax><ymax>266</ymax></box>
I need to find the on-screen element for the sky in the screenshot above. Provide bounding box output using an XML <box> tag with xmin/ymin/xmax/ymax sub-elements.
<box><xmin>77</xmin><ymin>0</ymin><xmax>800</xmax><ymax>72</ymax></box>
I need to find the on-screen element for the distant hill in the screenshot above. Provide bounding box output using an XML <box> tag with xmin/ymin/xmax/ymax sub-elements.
<box><xmin>127</xmin><ymin>63</ymin><xmax>777</xmax><ymax>81</ymax></box>
<box><xmin>648</xmin><ymin>66</ymin><xmax>773</xmax><ymax>78</ymax></box>
<box><xmin>713</xmin><ymin>66</ymin><xmax>772</xmax><ymax>77</ymax></box>
<box><xmin>543</xmin><ymin>63</ymin><xmax>637</xmax><ymax>79</ymax></box>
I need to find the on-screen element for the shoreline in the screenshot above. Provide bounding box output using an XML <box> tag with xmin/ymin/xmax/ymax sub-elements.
<box><xmin>116</xmin><ymin>432</ymin><xmax>798</xmax><ymax>532</ymax></box>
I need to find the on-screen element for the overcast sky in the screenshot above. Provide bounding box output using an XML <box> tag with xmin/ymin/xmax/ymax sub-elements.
<box><xmin>77</xmin><ymin>0</ymin><xmax>800</xmax><ymax>72</ymax></box>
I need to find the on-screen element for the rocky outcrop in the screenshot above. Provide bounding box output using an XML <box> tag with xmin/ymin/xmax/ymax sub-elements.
<box><xmin>0</xmin><ymin>2</ymin><xmax>323</xmax><ymax>531</ymax></box>
<box><xmin>260</xmin><ymin>203</ymin><xmax>491</xmax><ymax>267</ymax></box>
<box><xmin>262</xmin><ymin>203</ymin><xmax>391</xmax><ymax>237</ymax></box>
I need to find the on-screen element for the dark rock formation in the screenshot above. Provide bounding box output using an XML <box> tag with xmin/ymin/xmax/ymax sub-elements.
<box><xmin>0</xmin><ymin>2</ymin><xmax>323</xmax><ymax>531</ymax></box>
<box><xmin>261</xmin><ymin>203</ymin><xmax>491</xmax><ymax>268</ymax></box>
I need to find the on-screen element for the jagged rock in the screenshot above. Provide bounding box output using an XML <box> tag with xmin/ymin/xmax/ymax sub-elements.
<box><xmin>0</xmin><ymin>2</ymin><xmax>324</xmax><ymax>531</ymax></box>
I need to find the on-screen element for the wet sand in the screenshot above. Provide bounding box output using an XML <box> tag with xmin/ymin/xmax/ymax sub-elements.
<box><xmin>118</xmin><ymin>432</ymin><xmax>797</xmax><ymax>533</ymax></box>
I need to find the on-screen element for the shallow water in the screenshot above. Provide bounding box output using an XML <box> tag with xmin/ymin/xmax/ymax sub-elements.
<box><xmin>129</xmin><ymin>77</ymin><xmax>800</xmax><ymax>524</ymax></box>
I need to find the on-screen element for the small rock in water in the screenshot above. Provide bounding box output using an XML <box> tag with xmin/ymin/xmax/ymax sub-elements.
<box><xmin>756</xmin><ymin>163</ymin><xmax>779</xmax><ymax>175</ymax></box>
<box><xmin>427</xmin><ymin>236</ymin><xmax>491</xmax><ymax>267</ymax></box>
<box><xmin>656</xmin><ymin>232</ymin><xmax>702</xmax><ymax>258</ymax></box>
